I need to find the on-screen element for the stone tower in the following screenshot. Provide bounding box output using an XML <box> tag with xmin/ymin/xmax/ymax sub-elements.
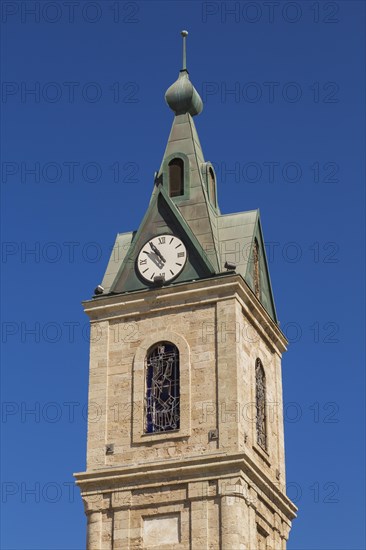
<box><xmin>75</xmin><ymin>32</ymin><xmax>297</xmax><ymax>549</ymax></box>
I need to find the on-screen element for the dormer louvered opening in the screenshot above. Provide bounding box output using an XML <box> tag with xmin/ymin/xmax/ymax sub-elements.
<box><xmin>169</xmin><ymin>158</ymin><xmax>184</xmax><ymax>197</ymax></box>
<box><xmin>208</xmin><ymin>167</ymin><xmax>217</xmax><ymax>207</ymax></box>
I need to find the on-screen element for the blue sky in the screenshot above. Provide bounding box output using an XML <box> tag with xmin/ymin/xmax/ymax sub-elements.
<box><xmin>1</xmin><ymin>1</ymin><xmax>365</xmax><ymax>549</ymax></box>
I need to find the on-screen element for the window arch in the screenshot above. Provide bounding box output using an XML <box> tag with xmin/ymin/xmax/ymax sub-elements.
<box><xmin>208</xmin><ymin>167</ymin><xmax>216</xmax><ymax>207</ymax></box>
<box><xmin>255</xmin><ymin>358</ymin><xmax>267</xmax><ymax>450</ymax></box>
<box><xmin>253</xmin><ymin>238</ymin><xmax>260</xmax><ymax>299</ymax></box>
<box><xmin>168</xmin><ymin>158</ymin><xmax>184</xmax><ymax>197</ymax></box>
<box><xmin>145</xmin><ymin>342</ymin><xmax>180</xmax><ymax>433</ymax></box>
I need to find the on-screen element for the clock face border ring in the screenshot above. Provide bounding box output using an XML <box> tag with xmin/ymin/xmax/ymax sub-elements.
<box><xmin>136</xmin><ymin>233</ymin><xmax>188</xmax><ymax>285</ymax></box>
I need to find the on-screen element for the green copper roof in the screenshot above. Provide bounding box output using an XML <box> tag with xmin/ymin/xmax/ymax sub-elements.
<box><xmin>102</xmin><ymin>204</ymin><xmax>277</xmax><ymax>320</ymax></box>
<box><xmin>99</xmin><ymin>31</ymin><xmax>278</xmax><ymax>322</ymax></box>
<box><xmin>107</xmin><ymin>186</ymin><xmax>216</xmax><ymax>294</ymax></box>
<box><xmin>165</xmin><ymin>30</ymin><xmax>203</xmax><ymax>117</ymax></box>
<box><xmin>153</xmin><ymin>112</ymin><xmax>221</xmax><ymax>271</ymax></box>
<box><xmin>217</xmin><ymin>210</ymin><xmax>277</xmax><ymax>320</ymax></box>
<box><xmin>165</xmin><ymin>70</ymin><xmax>203</xmax><ymax>116</ymax></box>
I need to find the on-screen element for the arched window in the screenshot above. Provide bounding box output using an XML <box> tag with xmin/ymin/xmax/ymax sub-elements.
<box><xmin>253</xmin><ymin>238</ymin><xmax>260</xmax><ymax>299</ymax></box>
<box><xmin>255</xmin><ymin>359</ymin><xmax>267</xmax><ymax>450</ymax></box>
<box><xmin>145</xmin><ymin>342</ymin><xmax>180</xmax><ymax>433</ymax></box>
<box><xmin>208</xmin><ymin>167</ymin><xmax>216</xmax><ymax>207</ymax></box>
<box><xmin>169</xmin><ymin>158</ymin><xmax>184</xmax><ymax>197</ymax></box>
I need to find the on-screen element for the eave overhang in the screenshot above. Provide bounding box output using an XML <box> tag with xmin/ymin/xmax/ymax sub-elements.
<box><xmin>74</xmin><ymin>450</ymin><xmax>297</xmax><ymax>523</ymax></box>
<box><xmin>82</xmin><ymin>273</ymin><xmax>288</xmax><ymax>355</ymax></box>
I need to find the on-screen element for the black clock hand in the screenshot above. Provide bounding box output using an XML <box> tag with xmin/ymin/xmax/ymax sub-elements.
<box><xmin>149</xmin><ymin>242</ymin><xmax>166</xmax><ymax>263</ymax></box>
<box><xmin>153</xmin><ymin>246</ymin><xmax>166</xmax><ymax>262</ymax></box>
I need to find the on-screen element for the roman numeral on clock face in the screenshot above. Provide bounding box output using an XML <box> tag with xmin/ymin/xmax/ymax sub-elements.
<box><xmin>137</xmin><ymin>234</ymin><xmax>187</xmax><ymax>284</ymax></box>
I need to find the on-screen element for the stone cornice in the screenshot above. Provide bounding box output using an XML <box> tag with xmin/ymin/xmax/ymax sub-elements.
<box><xmin>82</xmin><ymin>274</ymin><xmax>287</xmax><ymax>355</ymax></box>
<box><xmin>74</xmin><ymin>451</ymin><xmax>297</xmax><ymax>522</ymax></box>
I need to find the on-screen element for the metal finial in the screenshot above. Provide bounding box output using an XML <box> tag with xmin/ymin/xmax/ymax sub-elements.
<box><xmin>181</xmin><ymin>30</ymin><xmax>188</xmax><ymax>70</ymax></box>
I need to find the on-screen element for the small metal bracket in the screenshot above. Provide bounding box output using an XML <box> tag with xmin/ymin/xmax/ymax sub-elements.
<box><xmin>208</xmin><ymin>429</ymin><xmax>219</xmax><ymax>441</ymax></box>
<box><xmin>106</xmin><ymin>443</ymin><xmax>114</xmax><ymax>455</ymax></box>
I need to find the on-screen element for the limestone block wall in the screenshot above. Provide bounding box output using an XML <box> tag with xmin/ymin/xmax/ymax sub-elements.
<box><xmin>234</xmin><ymin>299</ymin><xmax>287</xmax><ymax>485</ymax></box>
<box><xmin>86</xmin><ymin>298</ymin><xmax>245</xmax><ymax>470</ymax></box>
<box><xmin>77</xmin><ymin>276</ymin><xmax>296</xmax><ymax>549</ymax></box>
<box><xmin>85</xmin><ymin>294</ymin><xmax>286</xmax><ymax>489</ymax></box>
<box><xmin>82</xmin><ymin>474</ymin><xmax>292</xmax><ymax>550</ymax></box>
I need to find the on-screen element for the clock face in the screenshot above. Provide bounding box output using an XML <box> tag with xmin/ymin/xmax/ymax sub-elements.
<box><xmin>136</xmin><ymin>234</ymin><xmax>187</xmax><ymax>283</ymax></box>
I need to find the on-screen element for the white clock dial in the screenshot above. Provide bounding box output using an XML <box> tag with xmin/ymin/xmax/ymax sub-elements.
<box><xmin>137</xmin><ymin>234</ymin><xmax>187</xmax><ymax>283</ymax></box>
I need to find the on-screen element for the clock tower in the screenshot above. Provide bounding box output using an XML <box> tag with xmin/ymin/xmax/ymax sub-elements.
<box><xmin>75</xmin><ymin>31</ymin><xmax>297</xmax><ymax>549</ymax></box>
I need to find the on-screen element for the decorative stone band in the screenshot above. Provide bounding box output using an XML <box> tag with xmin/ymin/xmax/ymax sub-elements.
<box><xmin>83</xmin><ymin>273</ymin><xmax>288</xmax><ymax>357</ymax></box>
<box><xmin>75</xmin><ymin>450</ymin><xmax>297</xmax><ymax>523</ymax></box>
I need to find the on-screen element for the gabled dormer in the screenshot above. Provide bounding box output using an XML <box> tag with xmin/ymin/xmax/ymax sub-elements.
<box><xmin>98</xmin><ymin>31</ymin><xmax>278</xmax><ymax>321</ymax></box>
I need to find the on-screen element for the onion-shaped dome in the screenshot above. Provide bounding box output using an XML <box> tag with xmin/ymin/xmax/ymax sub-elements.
<box><xmin>165</xmin><ymin>69</ymin><xmax>203</xmax><ymax>116</ymax></box>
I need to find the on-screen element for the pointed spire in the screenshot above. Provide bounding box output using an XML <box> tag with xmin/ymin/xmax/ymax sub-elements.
<box><xmin>181</xmin><ymin>30</ymin><xmax>188</xmax><ymax>71</ymax></box>
<box><xmin>165</xmin><ymin>30</ymin><xmax>203</xmax><ymax>117</ymax></box>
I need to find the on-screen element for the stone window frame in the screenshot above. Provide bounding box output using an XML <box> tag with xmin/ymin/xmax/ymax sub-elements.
<box><xmin>132</xmin><ymin>331</ymin><xmax>191</xmax><ymax>444</ymax></box>
<box><xmin>145</xmin><ymin>342</ymin><xmax>180</xmax><ymax>434</ymax></box>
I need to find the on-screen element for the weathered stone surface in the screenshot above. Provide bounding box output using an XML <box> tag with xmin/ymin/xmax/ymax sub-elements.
<box><xmin>75</xmin><ymin>275</ymin><xmax>296</xmax><ymax>549</ymax></box>
<box><xmin>143</xmin><ymin>514</ymin><xmax>180</xmax><ymax>546</ymax></box>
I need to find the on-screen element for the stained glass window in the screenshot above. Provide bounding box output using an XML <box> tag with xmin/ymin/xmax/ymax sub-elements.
<box><xmin>145</xmin><ymin>342</ymin><xmax>180</xmax><ymax>433</ymax></box>
<box><xmin>255</xmin><ymin>358</ymin><xmax>267</xmax><ymax>450</ymax></box>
